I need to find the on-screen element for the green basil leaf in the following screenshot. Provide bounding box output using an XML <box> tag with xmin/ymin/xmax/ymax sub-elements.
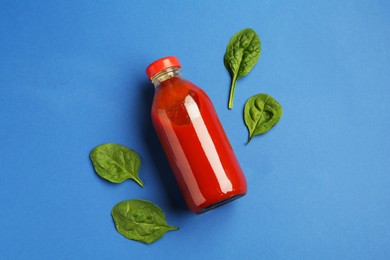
<box><xmin>89</xmin><ymin>143</ymin><xmax>143</xmax><ymax>187</ymax></box>
<box><xmin>244</xmin><ymin>94</ymin><xmax>282</xmax><ymax>143</ymax></box>
<box><xmin>224</xmin><ymin>28</ymin><xmax>261</xmax><ymax>109</ymax></box>
<box><xmin>112</xmin><ymin>199</ymin><xmax>179</xmax><ymax>244</ymax></box>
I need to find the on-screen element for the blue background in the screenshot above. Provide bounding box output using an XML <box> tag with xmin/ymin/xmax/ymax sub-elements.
<box><xmin>1</xmin><ymin>0</ymin><xmax>390</xmax><ymax>259</ymax></box>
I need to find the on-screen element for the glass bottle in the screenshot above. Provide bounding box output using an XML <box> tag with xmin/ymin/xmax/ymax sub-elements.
<box><xmin>146</xmin><ymin>56</ymin><xmax>247</xmax><ymax>214</ymax></box>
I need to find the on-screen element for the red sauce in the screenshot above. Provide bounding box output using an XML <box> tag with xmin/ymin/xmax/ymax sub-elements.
<box><xmin>151</xmin><ymin>77</ymin><xmax>247</xmax><ymax>213</ymax></box>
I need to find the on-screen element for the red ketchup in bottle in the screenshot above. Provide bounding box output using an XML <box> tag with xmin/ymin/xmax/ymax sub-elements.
<box><xmin>146</xmin><ymin>56</ymin><xmax>247</xmax><ymax>214</ymax></box>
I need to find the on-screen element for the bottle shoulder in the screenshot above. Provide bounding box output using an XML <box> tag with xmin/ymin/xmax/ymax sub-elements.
<box><xmin>151</xmin><ymin>77</ymin><xmax>215</xmax><ymax>126</ymax></box>
<box><xmin>158</xmin><ymin>77</ymin><xmax>202</xmax><ymax>92</ymax></box>
<box><xmin>153</xmin><ymin>77</ymin><xmax>209</xmax><ymax>106</ymax></box>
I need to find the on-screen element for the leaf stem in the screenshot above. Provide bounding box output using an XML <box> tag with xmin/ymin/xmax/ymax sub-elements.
<box><xmin>134</xmin><ymin>178</ymin><xmax>144</xmax><ymax>187</ymax></box>
<box><xmin>228</xmin><ymin>75</ymin><xmax>237</xmax><ymax>109</ymax></box>
<box><xmin>246</xmin><ymin>135</ymin><xmax>252</xmax><ymax>145</ymax></box>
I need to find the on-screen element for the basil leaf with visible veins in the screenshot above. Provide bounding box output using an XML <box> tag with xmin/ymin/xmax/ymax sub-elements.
<box><xmin>112</xmin><ymin>199</ymin><xmax>179</xmax><ymax>244</ymax></box>
<box><xmin>90</xmin><ymin>143</ymin><xmax>143</xmax><ymax>186</ymax></box>
<box><xmin>224</xmin><ymin>28</ymin><xmax>261</xmax><ymax>109</ymax></box>
<box><xmin>244</xmin><ymin>94</ymin><xmax>282</xmax><ymax>143</ymax></box>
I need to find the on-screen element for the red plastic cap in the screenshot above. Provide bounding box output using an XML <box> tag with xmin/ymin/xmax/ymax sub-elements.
<box><xmin>146</xmin><ymin>56</ymin><xmax>181</xmax><ymax>79</ymax></box>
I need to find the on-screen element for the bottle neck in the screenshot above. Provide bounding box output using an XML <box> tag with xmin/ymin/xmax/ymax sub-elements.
<box><xmin>151</xmin><ymin>67</ymin><xmax>181</xmax><ymax>88</ymax></box>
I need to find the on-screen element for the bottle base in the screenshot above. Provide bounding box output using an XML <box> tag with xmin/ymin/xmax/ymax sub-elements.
<box><xmin>197</xmin><ymin>193</ymin><xmax>245</xmax><ymax>214</ymax></box>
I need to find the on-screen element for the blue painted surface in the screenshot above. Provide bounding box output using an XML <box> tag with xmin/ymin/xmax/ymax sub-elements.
<box><xmin>1</xmin><ymin>1</ymin><xmax>389</xmax><ymax>259</ymax></box>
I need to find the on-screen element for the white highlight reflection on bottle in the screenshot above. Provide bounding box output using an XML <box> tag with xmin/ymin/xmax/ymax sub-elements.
<box><xmin>184</xmin><ymin>95</ymin><xmax>233</xmax><ymax>194</ymax></box>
